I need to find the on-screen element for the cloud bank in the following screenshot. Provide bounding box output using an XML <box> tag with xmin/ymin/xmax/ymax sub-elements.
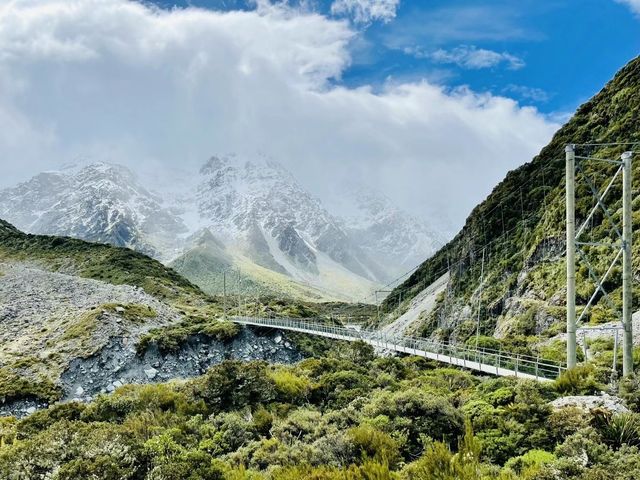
<box><xmin>0</xmin><ymin>0</ymin><xmax>558</xmax><ymax>231</ymax></box>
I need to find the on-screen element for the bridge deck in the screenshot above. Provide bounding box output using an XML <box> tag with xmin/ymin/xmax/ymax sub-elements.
<box><xmin>232</xmin><ymin>317</ymin><xmax>566</xmax><ymax>382</ymax></box>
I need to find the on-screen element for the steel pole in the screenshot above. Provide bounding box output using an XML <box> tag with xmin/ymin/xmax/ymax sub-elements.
<box><xmin>613</xmin><ymin>328</ymin><xmax>619</xmax><ymax>376</ymax></box>
<box><xmin>475</xmin><ymin>248</ymin><xmax>485</xmax><ymax>349</ymax></box>
<box><xmin>223</xmin><ymin>270</ymin><xmax>227</xmax><ymax>321</ymax></box>
<box><xmin>622</xmin><ymin>151</ymin><xmax>633</xmax><ymax>376</ymax></box>
<box><xmin>566</xmin><ymin>144</ymin><xmax>577</xmax><ymax>369</ymax></box>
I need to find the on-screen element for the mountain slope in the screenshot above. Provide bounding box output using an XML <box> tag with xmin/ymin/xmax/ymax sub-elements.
<box><xmin>0</xmin><ymin>218</ymin><xmax>200</xmax><ymax>300</ymax></box>
<box><xmin>0</xmin><ymin>163</ymin><xmax>187</xmax><ymax>261</ymax></box>
<box><xmin>171</xmin><ymin>155</ymin><xmax>384</xmax><ymax>301</ymax></box>
<box><xmin>329</xmin><ymin>181</ymin><xmax>444</xmax><ymax>279</ymax></box>
<box><xmin>381</xmin><ymin>56</ymin><xmax>640</xmax><ymax>347</ymax></box>
<box><xmin>0</xmin><ymin>219</ymin><xmax>212</xmax><ymax>406</ymax></box>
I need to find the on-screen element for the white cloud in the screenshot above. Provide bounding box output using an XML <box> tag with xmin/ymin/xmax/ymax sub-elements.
<box><xmin>0</xmin><ymin>0</ymin><xmax>557</xmax><ymax>230</ymax></box>
<box><xmin>616</xmin><ymin>0</ymin><xmax>640</xmax><ymax>14</ymax></box>
<box><xmin>407</xmin><ymin>44</ymin><xmax>525</xmax><ymax>70</ymax></box>
<box><xmin>503</xmin><ymin>84</ymin><xmax>550</xmax><ymax>103</ymax></box>
<box><xmin>331</xmin><ymin>0</ymin><xmax>400</xmax><ymax>24</ymax></box>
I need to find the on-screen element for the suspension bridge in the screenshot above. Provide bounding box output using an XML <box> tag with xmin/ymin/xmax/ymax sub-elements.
<box><xmin>229</xmin><ymin>144</ymin><xmax>637</xmax><ymax>383</ymax></box>
<box><xmin>232</xmin><ymin>316</ymin><xmax>566</xmax><ymax>381</ymax></box>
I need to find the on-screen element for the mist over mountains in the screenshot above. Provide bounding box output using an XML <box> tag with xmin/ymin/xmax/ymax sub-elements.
<box><xmin>0</xmin><ymin>154</ymin><xmax>445</xmax><ymax>301</ymax></box>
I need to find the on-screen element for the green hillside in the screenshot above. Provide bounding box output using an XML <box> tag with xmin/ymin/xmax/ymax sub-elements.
<box><xmin>0</xmin><ymin>219</ymin><xmax>203</xmax><ymax>302</ymax></box>
<box><xmin>382</xmin><ymin>56</ymin><xmax>640</xmax><ymax>350</ymax></box>
<box><xmin>0</xmin><ymin>219</ymin><xmax>226</xmax><ymax>404</ymax></box>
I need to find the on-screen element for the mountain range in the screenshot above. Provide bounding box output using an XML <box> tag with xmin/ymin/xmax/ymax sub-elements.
<box><xmin>0</xmin><ymin>154</ymin><xmax>443</xmax><ymax>302</ymax></box>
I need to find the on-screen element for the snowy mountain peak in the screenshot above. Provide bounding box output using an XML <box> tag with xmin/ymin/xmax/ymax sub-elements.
<box><xmin>0</xmin><ymin>162</ymin><xmax>187</xmax><ymax>260</ymax></box>
<box><xmin>194</xmin><ymin>154</ymin><xmax>378</xmax><ymax>284</ymax></box>
<box><xmin>0</xmin><ymin>156</ymin><xmax>446</xmax><ymax>301</ymax></box>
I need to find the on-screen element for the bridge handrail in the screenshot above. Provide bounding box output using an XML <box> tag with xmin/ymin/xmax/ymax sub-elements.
<box><xmin>232</xmin><ymin>316</ymin><xmax>566</xmax><ymax>380</ymax></box>
<box><xmin>239</xmin><ymin>315</ymin><xmax>562</xmax><ymax>365</ymax></box>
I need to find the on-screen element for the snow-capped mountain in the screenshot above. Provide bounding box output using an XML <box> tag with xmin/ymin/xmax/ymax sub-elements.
<box><xmin>0</xmin><ymin>163</ymin><xmax>187</xmax><ymax>260</ymax></box>
<box><xmin>328</xmin><ymin>181</ymin><xmax>445</xmax><ymax>279</ymax></box>
<box><xmin>166</xmin><ymin>155</ymin><xmax>385</xmax><ymax>300</ymax></box>
<box><xmin>193</xmin><ymin>155</ymin><xmax>384</xmax><ymax>280</ymax></box>
<box><xmin>0</xmin><ymin>156</ymin><xmax>445</xmax><ymax>301</ymax></box>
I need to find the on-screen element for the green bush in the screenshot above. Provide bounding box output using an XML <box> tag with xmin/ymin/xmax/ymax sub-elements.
<box><xmin>347</xmin><ymin>424</ymin><xmax>401</xmax><ymax>468</ymax></box>
<box><xmin>554</xmin><ymin>364</ymin><xmax>604</xmax><ymax>395</ymax></box>
<box><xmin>189</xmin><ymin>361</ymin><xmax>276</xmax><ymax>412</ymax></box>
<box><xmin>269</xmin><ymin>367</ymin><xmax>311</xmax><ymax>403</ymax></box>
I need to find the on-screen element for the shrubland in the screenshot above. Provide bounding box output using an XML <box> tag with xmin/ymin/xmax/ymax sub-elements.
<box><xmin>2</xmin><ymin>341</ymin><xmax>640</xmax><ymax>479</ymax></box>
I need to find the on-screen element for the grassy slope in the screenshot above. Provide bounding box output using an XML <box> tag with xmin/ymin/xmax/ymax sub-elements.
<box><xmin>0</xmin><ymin>219</ymin><xmax>226</xmax><ymax>402</ymax></box>
<box><xmin>0</xmin><ymin>219</ymin><xmax>203</xmax><ymax>301</ymax></box>
<box><xmin>382</xmin><ymin>56</ymin><xmax>640</xmax><ymax>343</ymax></box>
<box><xmin>170</xmin><ymin>241</ymin><xmax>380</xmax><ymax>304</ymax></box>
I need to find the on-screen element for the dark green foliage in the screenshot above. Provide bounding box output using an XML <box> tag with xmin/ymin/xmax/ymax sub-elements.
<box><xmin>554</xmin><ymin>364</ymin><xmax>605</xmax><ymax>396</ymax></box>
<box><xmin>189</xmin><ymin>361</ymin><xmax>277</xmax><ymax>412</ymax></box>
<box><xmin>619</xmin><ymin>374</ymin><xmax>640</xmax><ymax>412</ymax></box>
<box><xmin>1</xmin><ymin>345</ymin><xmax>640</xmax><ymax>479</ymax></box>
<box><xmin>592</xmin><ymin>411</ymin><xmax>640</xmax><ymax>449</ymax></box>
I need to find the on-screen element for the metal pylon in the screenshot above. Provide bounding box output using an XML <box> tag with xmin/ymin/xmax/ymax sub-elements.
<box><xmin>565</xmin><ymin>145</ymin><xmax>634</xmax><ymax>375</ymax></box>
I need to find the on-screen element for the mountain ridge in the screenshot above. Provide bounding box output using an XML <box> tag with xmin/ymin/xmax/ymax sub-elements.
<box><xmin>381</xmin><ymin>55</ymin><xmax>640</xmax><ymax>348</ymax></box>
<box><xmin>0</xmin><ymin>154</ymin><xmax>444</xmax><ymax>302</ymax></box>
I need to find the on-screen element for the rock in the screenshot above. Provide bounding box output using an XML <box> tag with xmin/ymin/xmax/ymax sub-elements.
<box><xmin>284</xmin><ymin>342</ymin><xmax>291</xmax><ymax>348</ymax></box>
<box><xmin>75</xmin><ymin>386</ymin><xmax>84</xmax><ymax>396</ymax></box>
<box><xmin>274</xmin><ymin>334</ymin><xmax>282</xmax><ymax>344</ymax></box>
<box><xmin>115</xmin><ymin>306</ymin><xmax>125</xmax><ymax>313</ymax></box>
<box><xmin>25</xmin><ymin>407</ymin><xmax>36</xmax><ymax>414</ymax></box>
<box><xmin>550</xmin><ymin>393</ymin><xmax>630</xmax><ymax>414</ymax></box>
<box><xmin>144</xmin><ymin>368</ymin><xmax>158</xmax><ymax>380</ymax></box>
<box><xmin>106</xmin><ymin>384</ymin><xmax>115</xmax><ymax>393</ymax></box>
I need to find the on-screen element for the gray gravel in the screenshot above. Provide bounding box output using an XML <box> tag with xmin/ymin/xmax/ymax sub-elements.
<box><xmin>0</xmin><ymin>261</ymin><xmax>182</xmax><ymax>360</ymax></box>
<box><xmin>0</xmin><ymin>261</ymin><xmax>302</xmax><ymax>417</ymax></box>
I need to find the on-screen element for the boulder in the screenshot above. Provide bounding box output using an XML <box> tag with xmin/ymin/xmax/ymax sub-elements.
<box><xmin>550</xmin><ymin>393</ymin><xmax>630</xmax><ymax>414</ymax></box>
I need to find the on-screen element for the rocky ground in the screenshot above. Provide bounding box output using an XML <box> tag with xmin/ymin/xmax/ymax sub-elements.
<box><xmin>1</xmin><ymin>327</ymin><xmax>301</xmax><ymax>417</ymax></box>
<box><xmin>550</xmin><ymin>393</ymin><xmax>630</xmax><ymax>414</ymax></box>
<box><xmin>0</xmin><ymin>261</ymin><xmax>182</xmax><ymax>360</ymax></box>
<box><xmin>0</xmin><ymin>261</ymin><xmax>302</xmax><ymax>417</ymax></box>
<box><xmin>381</xmin><ymin>272</ymin><xmax>449</xmax><ymax>337</ymax></box>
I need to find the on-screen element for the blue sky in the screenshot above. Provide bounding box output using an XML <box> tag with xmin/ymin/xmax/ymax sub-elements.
<box><xmin>1</xmin><ymin>0</ymin><xmax>638</xmax><ymax>231</ymax></box>
<box><xmin>148</xmin><ymin>0</ymin><xmax>640</xmax><ymax>117</ymax></box>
